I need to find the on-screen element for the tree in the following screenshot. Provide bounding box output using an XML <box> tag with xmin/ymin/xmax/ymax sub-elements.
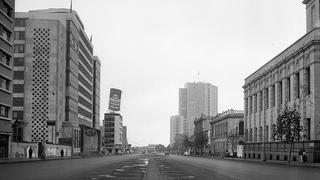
<box><xmin>227</xmin><ymin>128</ymin><xmax>239</xmax><ymax>157</ymax></box>
<box><xmin>155</xmin><ymin>144</ymin><xmax>166</xmax><ymax>153</ymax></box>
<box><xmin>194</xmin><ymin>131</ymin><xmax>208</xmax><ymax>156</ymax></box>
<box><xmin>274</xmin><ymin>103</ymin><xmax>302</xmax><ymax>163</ymax></box>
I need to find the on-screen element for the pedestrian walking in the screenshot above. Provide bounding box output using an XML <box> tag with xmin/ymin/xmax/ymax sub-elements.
<box><xmin>29</xmin><ymin>147</ymin><xmax>33</xmax><ymax>159</ymax></box>
<box><xmin>60</xmin><ymin>148</ymin><xmax>64</xmax><ymax>157</ymax></box>
<box><xmin>298</xmin><ymin>149</ymin><xmax>303</xmax><ymax>163</ymax></box>
<box><xmin>303</xmin><ymin>149</ymin><xmax>306</xmax><ymax>162</ymax></box>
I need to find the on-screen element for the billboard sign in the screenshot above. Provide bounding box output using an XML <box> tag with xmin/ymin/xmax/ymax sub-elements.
<box><xmin>108</xmin><ymin>88</ymin><xmax>122</xmax><ymax>111</ymax></box>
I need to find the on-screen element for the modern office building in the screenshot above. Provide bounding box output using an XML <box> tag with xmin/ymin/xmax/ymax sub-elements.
<box><xmin>170</xmin><ymin>115</ymin><xmax>184</xmax><ymax>146</ymax></box>
<box><xmin>103</xmin><ymin>113</ymin><xmax>123</xmax><ymax>153</ymax></box>
<box><xmin>0</xmin><ymin>0</ymin><xmax>14</xmax><ymax>159</ymax></box>
<box><xmin>93</xmin><ymin>56</ymin><xmax>100</xmax><ymax>129</ymax></box>
<box><xmin>179</xmin><ymin>82</ymin><xmax>218</xmax><ymax>137</ymax></box>
<box><xmin>243</xmin><ymin>1</ymin><xmax>320</xmax><ymax>162</ymax></box>
<box><xmin>210</xmin><ymin>110</ymin><xmax>244</xmax><ymax>156</ymax></box>
<box><xmin>12</xmin><ymin>8</ymin><xmax>100</xmax><ymax>155</ymax></box>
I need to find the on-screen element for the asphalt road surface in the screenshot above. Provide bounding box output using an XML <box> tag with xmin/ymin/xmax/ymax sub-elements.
<box><xmin>1</xmin><ymin>154</ymin><xmax>320</xmax><ymax>180</ymax></box>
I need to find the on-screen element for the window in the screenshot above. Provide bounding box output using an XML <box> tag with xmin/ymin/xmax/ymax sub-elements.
<box><xmin>0</xmin><ymin>105</ymin><xmax>9</xmax><ymax>118</ymax></box>
<box><xmin>1</xmin><ymin>27</ymin><xmax>11</xmax><ymax>42</ymax></box>
<box><xmin>272</xmin><ymin>85</ymin><xmax>275</xmax><ymax>107</ymax></box>
<box><xmin>14</xmin><ymin>31</ymin><xmax>25</xmax><ymax>40</ymax></box>
<box><xmin>296</xmin><ymin>72</ymin><xmax>300</xmax><ymax>99</ymax></box>
<box><xmin>13</xmin><ymin>58</ymin><xmax>24</xmax><ymax>66</ymax></box>
<box><xmin>265</xmin><ymin>88</ymin><xmax>269</xmax><ymax>109</ymax></box>
<box><xmin>14</xmin><ymin>44</ymin><xmax>24</xmax><ymax>53</ymax></box>
<box><xmin>13</xmin><ymin>111</ymin><xmax>23</xmax><ymax>120</ymax></box>
<box><xmin>1</xmin><ymin>1</ymin><xmax>13</xmax><ymax>18</ymax></box>
<box><xmin>0</xmin><ymin>51</ymin><xmax>10</xmax><ymax>66</ymax></box>
<box><xmin>287</xmin><ymin>77</ymin><xmax>291</xmax><ymax>101</ymax></box>
<box><xmin>13</xmin><ymin>71</ymin><xmax>24</xmax><ymax>80</ymax></box>
<box><xmin>306</xmin><ymin>118</ymin><xmax>311</xmax><ymax>140</ymax></box>
<box><xmin>0</xmin><ymin>76</ymin><xmax>10</xmax><ymax>91</ymax></box>
<box><xmin>13</xmin><ymin>84</ymin><xmax>24</xmax><ymax>93</ymax></box>
<box><xmin>279</xmin><ymin>82</ymin><xmax>283</xmax><ymax>104</ymax></box>
<box><xmin>15</xmin><ymin>19</ymin><xmax>26</xmax><ymax>27</ymax></box>
<box><xmin>254</xmin><ymin>94</ymin><xmax>257</xmax><ymax>113</ymax></box>
<box><xmin>306</xmin><ymin>67</ymin><xmax>311</xmax><ymax>95</ymax></box>
<box><xmin>13</xmin><ymin>97</ymin><xmax>24</xmax><ymax>106</ymax></box>
<box><xmin>259</xmin><ymin>92</ymin><xmax>263</xmax><ymax>111</ymax></box>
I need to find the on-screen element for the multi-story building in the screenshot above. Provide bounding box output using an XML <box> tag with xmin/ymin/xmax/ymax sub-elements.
<box><xmin>13</xmin><ymin>9</ymin><xmax>100</xmax><ymax>155</ymax></box>
<box><xmin>210</xmin><ymin>110</ymin><xmax>244</xmax><ymax>156</ymax></box>
<box><xmin>12</xmin><ymin>15</ymin><xmax>66</xmax><ymax>145</ymax></box>
<box><xmin>103</xmin><ymin>113</ymin><xmax>123</xmax><ymax>153</ymax></box>
<box><xmin>93</xmin><ymin>56</ymin><xmax>100</xmax><ymax>129</ymax></box>
<box><xmin>0</xmin><ymin>0</ymin><xmax>14</xmax><ymax>159</ymax></box>
<box><xmin>170</xmin><ymin>115</ymin><xmax>184</xmax><ymax>146</ymax></box>
<box><xmin>179</xmin><ymin>82</ymin><xmax>218</xmax><ymax>137</ymax></box>
<box><xmin>243</xmin><ymin>1</ymin><xmax>320</xmax><ymax>162</ymax></box>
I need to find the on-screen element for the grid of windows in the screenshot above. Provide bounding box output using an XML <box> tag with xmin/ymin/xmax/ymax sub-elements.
<box><xmin>14</xmin><ymin>31</ymin><xmax>25</xmax><ymax>40</ymax></box>
<box><xmin>14</xmin><ymin>44</ymin><xmax>24</xmax><ymax>53</ymax></box>
<box><xmin>13</xmin><ymin>58</ymin><xmax>24</xmax><ymax>66</ymax></box>
<box><xmin>0</xmin><ymin>24</ymin><xmax>11</xmax><ymax>42</ymax></box>
<box><xmin>13</xmin><ymin>84</ymin><xmax>24</xmax><ymax>93</ymax></box>
<box><xmin>13</xmin><ymin>97</ymin><xmax>24</xmax><ymax>106</ymax></box>
<box><xmin>13</xmin><ymin>71</ymin><xmax>24</xmax><ymax>80</ymax></box>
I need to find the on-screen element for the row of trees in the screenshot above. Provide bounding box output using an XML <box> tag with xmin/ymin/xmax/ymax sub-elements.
<box><xmin>168</xmin><ymin>103</ymin><xmax>303</xmax><ymax>163</ymax></box>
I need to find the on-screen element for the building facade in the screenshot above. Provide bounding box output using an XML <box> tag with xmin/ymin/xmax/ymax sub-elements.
<box><xmin>93</xmin><ymin>56</ymin><xmax>100</xmax><ymax>129</ymax></box>
<box><xmin>243</xmin><ymin>1</ymin><xmax>320</xmax><ymax>162</ymax></box>
<box><xmin>170</xmin><ymin>115</ymin><xmax>184</xmax><ymax>146</ymax></box>
<box><xmin>0</xmin><ymin>0</ymin><xmax>14</xmax><ymax>159</ymax></box>
<box><xmin>103</xmin><ymin>113</ymin><xmax>123</xmax><ymax>153</ymax></box>
<box><xmin>210</xmin><ymin>110</ymin><xmax>244</xmax><ymax>156</ymax></box>
<box><xmin>179</xmin><ymin>82</ymin><xmax>218</xmax><ymax>137</ymax></box>
<box><xmin>13</xmin><ymin>9</ymin><xmax>100</xmax><ymax>155</ymax></box>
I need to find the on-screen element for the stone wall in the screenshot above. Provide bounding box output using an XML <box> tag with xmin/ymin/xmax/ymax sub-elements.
<box><xmin>9</xmin><ymin>142</ymin><xmax>38</xmax><ymax>160</ymax></box>
<box><xmin>244</xmin><ymin>141</ymin><xmax>320</xmax><ymax>163</ymax></box>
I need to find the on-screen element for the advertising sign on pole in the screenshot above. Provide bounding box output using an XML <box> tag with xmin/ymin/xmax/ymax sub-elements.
<box><xmin>108</xmin><ymin>88</ymin><xmax>122</xmax><ymax>111</ymax></box>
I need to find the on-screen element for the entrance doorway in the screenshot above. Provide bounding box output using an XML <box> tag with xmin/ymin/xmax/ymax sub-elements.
<box><xmin>0</xmin><ymin>134</ymin><xmax>9</xmax><ymax>158</ymax></box>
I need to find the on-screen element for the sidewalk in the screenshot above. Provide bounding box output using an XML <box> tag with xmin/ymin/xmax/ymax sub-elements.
<box><xmin>0</xmin><ymin>155</ymin><xmax>92</xmax><ymax>164</ymax></box>
<box><xmin>223</xmin><ymin>157</ymin><xmax>320</xmax><ymax>168</ymax></box>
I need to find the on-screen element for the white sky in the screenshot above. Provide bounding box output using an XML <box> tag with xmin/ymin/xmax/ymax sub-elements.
<box><xmin>16</xmin><ymin>0</ymin><xmax>306</xmax><ymax>146</ymax></box>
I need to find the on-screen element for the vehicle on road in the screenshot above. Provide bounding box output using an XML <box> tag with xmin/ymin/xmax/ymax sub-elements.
<box><xmin>183</xmin><ymin>151</ymin><xmax>190</xmax><ymax>156</ymax></box>
<box><xmin>165</xmin><ymin>152</ymin><xmax>169</xmax><ymax>156</ymax></box>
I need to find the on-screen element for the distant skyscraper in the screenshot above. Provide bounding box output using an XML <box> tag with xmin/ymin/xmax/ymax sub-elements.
<box><xmin>104</xmin><ymin>113</ymin><xmax>123</xmax><ymax>153</ymax></box>
<box><xmin>179</xmin><ymin>82</ymin><xmax>218</xmax><ymax>137</ymax></box>
<box><xmin>170</xmin><ymin>115</ymin><xmax>183</xmax><ymax>146</ymax></box>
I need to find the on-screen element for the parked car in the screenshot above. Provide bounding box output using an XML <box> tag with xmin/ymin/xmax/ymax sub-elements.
<box><xmin>183</xmin><ymin>151</ymin><xmax>190</xmax><ymax>156</ymax></box>
<box><xmin>165</xmin><ymin>152</ymin><xmax>169</xmax><ymax>156</ymax></box>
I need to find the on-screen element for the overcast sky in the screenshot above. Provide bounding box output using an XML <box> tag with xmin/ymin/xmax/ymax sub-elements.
<box><xmin>16</xmin><ymin>0</ymin><xmax>306</xmax><ymax>146</ymax></box>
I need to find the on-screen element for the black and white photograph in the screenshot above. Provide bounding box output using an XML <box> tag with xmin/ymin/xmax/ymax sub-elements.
<box><xmin>1</xmin><ymin>0</ymin><xmax>320</xmax><ymax>179</ymax></box>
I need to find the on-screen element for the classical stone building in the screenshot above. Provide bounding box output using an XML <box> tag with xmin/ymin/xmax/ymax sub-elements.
<box><xmin>243</xmin><ymin>0</ymin><xmax>320</xmax><ymax>162</ymax></box>
<box><xmin>210</xmin><ymin>110</ymin><xmax>244</xmax><ymax>156</ymax></box>
<box><xmin>0</xmin><ymin>0</ymin><xmax>14</xmax><ymax>159</ymax></box>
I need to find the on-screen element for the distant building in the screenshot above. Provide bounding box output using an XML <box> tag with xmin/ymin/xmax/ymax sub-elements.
<box><xmin>12</xmin><ymin>9</ymin><xmax>100</xmax><ymax>155</ymax></box>
<box><xmin>0</xmin><ymin>0</ymin><xmax>14</xmax><ymax>159</ymax></box>
<box><xmin>104</xmin><ymin>113</ymin><xmax>123</xmax><ymax>153</ymax></box>
<box><xmin>170</xmin><ymin>115</ymin><xmax>184</xmax><ymax>146</ymax></box>
<box><xmin>210</xmin><ymin>110</ymin><xmax>244</xmax><ymax>156</ymax></box>
<box><xmin>243</xmin><ymin>1</ymin><xmax>320</xmax><ymax>162</ymax></box>
<box><xmin>122</xmin><ymin>125</ymin><xmax>127</xmax><ymax>145</ymax></box>
<box><xmin>179</xmin><ymin>82</ymin><xmax>218</xmax><ymax>137</ymax></box>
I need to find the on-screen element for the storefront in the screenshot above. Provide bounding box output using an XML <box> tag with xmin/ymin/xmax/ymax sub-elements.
<box><xmin>0</xmin><ymin>134</ymin><xmax>9</xmax><ymax>158</ymax></box>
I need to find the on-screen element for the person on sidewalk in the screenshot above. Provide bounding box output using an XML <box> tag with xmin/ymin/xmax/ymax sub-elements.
<box><xmin>60</xmin><ymin>149</ymin><xmax>64</xmax><ymax>158</ymax></box>
<box><xmin>298</xmin><ymin>149</ymin><xmax>303</xmax><ymax>163</ymax></box>
<box><xmin>302</xmin><ymin>149</ymin><xmax>306</xmax><ymax>162</ymax></box>
<box><xmin>28</xmin><ymin>147</ymin><xmax>33</xmax><ymax>159</ymax></box>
